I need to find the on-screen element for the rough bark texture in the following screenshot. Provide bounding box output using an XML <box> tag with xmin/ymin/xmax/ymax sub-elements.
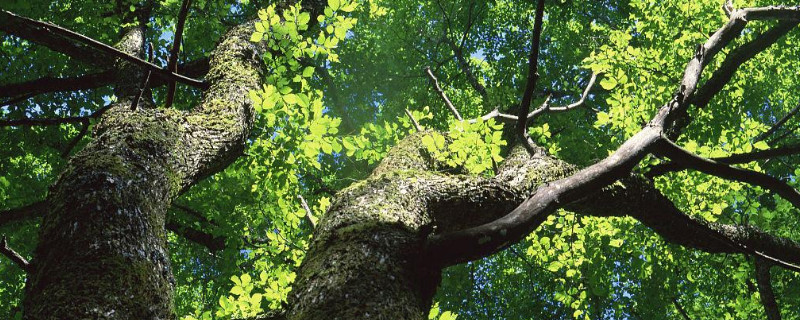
<box><xmin>22</xmin><ymin>21</ymin><xmax>263</xmax><ymax>319</ymax></box>
<box><xmin>290</xmin><ymin>128</ymin><xmax>800</xmax><ymax>319</ymax></box>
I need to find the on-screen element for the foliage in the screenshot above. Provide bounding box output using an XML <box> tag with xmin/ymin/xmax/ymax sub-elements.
<box><xmin>3</xmin><ymin>0</ymin><xmax>800</xmax><ymax>319</ymax></box>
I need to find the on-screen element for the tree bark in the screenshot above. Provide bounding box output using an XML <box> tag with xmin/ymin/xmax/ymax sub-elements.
<box><xmin>22</xmin><ymin>19</ymin><xmax>263</xmax><ymax>319</ymax></box>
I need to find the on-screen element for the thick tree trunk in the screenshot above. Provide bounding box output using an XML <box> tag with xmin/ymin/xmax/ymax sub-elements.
<box><xmin>22</xmin><ymin>21</ymin><xmax>262</xmax><ymax>319</ymax></box>
<box><xmin>289</xmin><ymin>131</ymin><xmax>800</xmax><ymax>319</ymax></box>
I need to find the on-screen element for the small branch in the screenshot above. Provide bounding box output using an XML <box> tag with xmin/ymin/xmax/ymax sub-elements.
<box><xmin>1</xmin><ymin>235</ymin><xmax>31</xmax><ymax>273</ymax></box>
<box><xmin>647</xmin><ymin>142</ymin><xmax>800</xmax><ymax>177</ymax></box>
<box><xmin>132</xmin><ymin>43</ymin><xmax>155</xmax><ymax>111</ymax></box>
<box><xmin>0</xmin><ymin>9</ymin><xmax>207</xmax><ymax>89</ymax></box>
<box><xmin>672</xmin><ymin>298</ymin><xmax>692</xmax><ymax>320</ymax></box>
<box><xmin>755</xmin><ymin>259</ymin><xmax>782</xmax><ymax>320</ymax></box>
<box><xmin>424</xmin><ymin>67</ymin><xmax>462</xmax><ymax>121</ymax></box>
<box><xmin>405</xmin><ymin>109</ymin><xmax>422</xmax><ymax>132</ymax></box>
<box><xmin>546</xmin><ymin>73</ymin><xmax>598</xmax><ymax>112</ymax></box>
<box><xmin>165</xmin><ymin>220</ymin><xmax>226</xmax><ymax>252</ymax></box>
<box><xmin>0</xmin><ymin>70</ymin><xmax>116</xmax><ymax>100</ymax></box>
<box><xmin>653</xmin><ymin>138</ymin><xmax>800</xmax><ymax>211</ymax></box>
<box><xmin>722</xmin><ymin>0</ymin><xmax>734</xmax><ymax>18</ymax></box>
<box><xmin>0</xmin><ymin>93</ymin><xmax>36</xmax><ymax>108</ymax></box>
<box><xmin>0</xmin><ymin>116</ymin><xmax>89</xmax><ymax>127</ymax></box>
<box><xmin>468</xmin><ymin>73</ymin><xmax>597</xmax><ymax>125</ymax></box>
<box><xmin>164</xmin><ymin>0</ymin><xmax>194</xmax><ymax>108</ymax></box>
<box><xmin>757</xmin><ymin>101</ymin><xmax>800</xmax><ymax>142</ymax></box>
<box><xmin>61</xmin><ymin>122</ymin><xmax>90</xmax><ymax>158</ymax></box>
<box><xmin>517</xmin><ymin>0</ymin><xmax>546</xmax><ymax>154</ymax></box>
<box><xmin>2</xmin><ymin>101</ymin><xmax>113</xmax><ymax>129</ymax></box>
<box><xmin>692</xmin><ymin>21</ymin><xmax>798</xmax><ymax>109</ymax></box>
<box><xmin>0</xmin><ymin>201</ymin><xmax>47</xmax><ymax>228</ymax></box>
<box><xmin>297</xmin><ymin>195</ymin><xmax>316</xmax><ymax>228</ymax></box>
<box><xmin>446</xmin><ymin>39</ymin><xmax>488</xmax><ymax>101</ymax></box>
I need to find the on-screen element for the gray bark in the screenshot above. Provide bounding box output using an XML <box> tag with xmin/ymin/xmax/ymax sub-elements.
<box><xmin>22</xmin><ymin>20</ymin><xmax>263</xmax><ymax>319</ymax></box>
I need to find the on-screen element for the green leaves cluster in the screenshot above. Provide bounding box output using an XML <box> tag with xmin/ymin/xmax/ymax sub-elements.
<box><xmin>421</xmin><ymin>118</ymin><xmax>506</xmax><ymax>175</ymax></box>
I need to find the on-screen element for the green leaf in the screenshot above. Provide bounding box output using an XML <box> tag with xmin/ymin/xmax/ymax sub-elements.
<box><xmin>250</xmin><ymin>32</ymin><xmax>264</xmax><ymax>43</ymax></box>
<box><xmin>328</xmin><ymin>0</ymin><xmax>340</xmax><ymax>11</ymax></box>
<box><xmin>753</xmin><ymin>141</ymin><xmax>769</xmax><ymax>150</ymax></box>
<box><xmin>303</xmin><ymin>66</ymin><xmax>315</xmax><ymax>78</ymax></box>
<box><xmin>599</xmin><ymin>77</ymin><xmax>617</xmax><ymax>90</ymax></box>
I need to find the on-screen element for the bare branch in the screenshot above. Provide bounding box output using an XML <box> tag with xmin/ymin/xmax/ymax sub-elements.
<box><xmin>165</xmin><ymin>0</ymin><xmax>194</xmax><ymax>108</ymax></box>
<box><xmin>653</xmin><ymin>138</ymin><xmax>800</xmax><ymax>210</ymax></box>
<box><xmin>0</xmin><ymin>9</ymin><xmax>207</xmax><ymax>89</ymax></box>
<box><xmin>297</xmin><ymin>195</ymin><xmax>316</xmax><ymax>228</ymax></box>
<box><xmin>517</xmin><ymin>0</ymin><xmax>546</xmax><ymax>154</ymax></box>
<box><xmin>755</xmin><ymin>259</ymin><xmax>782</xmax><ymax>320</ymax></box>
<box><xmin>469</xmin><ymin>73</ymin><xmax>597</xmax><ymax>125</ymax></box>
<box><xmin>723</xmin><ymin>1</ymin><xmax>734</xmax><ymax>18</ymax></box>
<box><xmin>424</xmin><ymin>67</ymin><xmax>462</xmax><ymax>121</ymax></box>
<box><xmin>1</xmin><ymin>235</ymin><xmax>31</xmax><ymax>273</ymax></box>
<box><xmin>405</xmin><ymin>109</ymin><xmax>422</xmax><ymax>132</ymax></box>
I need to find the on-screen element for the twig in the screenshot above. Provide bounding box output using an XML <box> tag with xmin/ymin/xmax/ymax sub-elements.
<box><xmin>517</xmin><ymin>0</ymin><xmax>546</xmax><ymax>154</ymax></box>
<box><xmin>298</xmin><ymin>195</ymin><xmax>316</xmax><ymax>228</ymax></box>
<box><xmin>405</xmin><ymin>109</ymin><xmax>422</xmax><ymax>132</ymax></box>
<box><xmin>672</xmin><ymin>297</ymin><xmax>693</xmax><ymax>320</ymax></box>
<box><xmin>424</xmin><ymin>67</ymin><xmax>462</xmax><ymax>121</ymax></box>
<box><xmin>1</xmin><ymin>235</ymin><xmax>31</xmax><ymax>273</ymax></box>
<box><xmin>132</xmin><ymin>42</ymin><xmax>155</xmax><ymax>110</ymax></box>
<box><xmin>164</xmin><ymin>0</ymin><xmax>193</xmax><ymax>108</ymax></box>
<box><xmin>757</xmin><ymin>101</ymin><xmax>800</xmax><ymax>142</ymax></box>
<box><xmin>62</xmin><ymin>122</ymin><xmax>89</xmax><ymax>158</ymax></box>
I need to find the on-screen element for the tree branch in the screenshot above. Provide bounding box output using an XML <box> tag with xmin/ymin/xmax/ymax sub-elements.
<box><xmin>0</xmin><ymin>116</ymin><xmax>89</xmax><ymax>127</ymax></box>
<box><xmin>517</xmin><ymin>0</ymin><xmax>546</xmax><ymax>154</ymax></box>
<box><xmin>165</xmin><ymin>220</ymin><xmax>225</xmax><ymax>252</ymax></box>
<box><xmin>405</xmin><ymin>109</ymin><xmax>422</xmax><ymax>132</ymax></box>
<box><xmin>469</xmin><ymin>73</ymin><xmax>597</xmax><ymax>125</ymax></box>
<box><xmin>647</xmin><ymin>142</ymin><xmax>800</xmax><ymax>177</ymax></box>
<box><xmin>164</xmin><ymin>0</ymin><xmax>194</xmax><ymax>108</ymax></box>
<box><xmin>1</xmin><ymin>235</ymin><xmax>31</xmax><ymax>273</ymax></box>
<box><xmin>526</xmin><ymin>72</ymin><xmax>598</xmax><ymax>121</ymax></box>
<box><xmin>757</xmin><ymin>101</ymin><xmax>800</xmax><ymax>142</ymax></box>
<box><xmin>0</xmin><ymin>9</ymin><xmax>207</xmax><ymax>89</ymax></box>
<box><xmin>0</xmin><ymin>201</ymin><xmax>47</xmax><ymax>228</ymax></box>
<box><xmin>672</xmin><ymin>298</ymin><xmax>692</xmax><ymax>320</ymax></box>
<box><xmin>692</xmin><ymin>21</ymin><xmax>798</xmax><ymax>109</ymax></box>
<box><xmin>653</xmin><ymin>137</ymin><xmax>800</xmax><ymax>210</ymax></box>
<box><xmin>446</xmin><ymin>39</ymin><xmax>488</xmax><ymax>101</ymax></box>
<box><xmin>755</xmin><ymin>259</ymin><xmax>782</xmax><ymax>320</ymax></box>
<box><xmin>424</xmin><ymin>66</ymin><xmax>462</xmax><ymax>121</ymax></box>
<box><xmin>297</xmin><ymin>195</ymin><xmax>316</xmax><ymax>229</ymax></box>
<box><xmin>0</xmin><ymin>71</ymin><xmax>116</xmax><ymax>100</ymax></box>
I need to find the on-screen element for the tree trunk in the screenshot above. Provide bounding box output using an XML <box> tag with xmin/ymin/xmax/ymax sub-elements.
<box><xmin>22</xmin><ymin>20</ymin><xmax>263</xmax><ymax>319</ymax></box>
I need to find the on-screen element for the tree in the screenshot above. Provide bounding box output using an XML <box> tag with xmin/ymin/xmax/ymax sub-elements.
<box><xmin>2</xmin><ymin>0</ymin><xmax>800</xmax><ymax>319</ymax></box>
